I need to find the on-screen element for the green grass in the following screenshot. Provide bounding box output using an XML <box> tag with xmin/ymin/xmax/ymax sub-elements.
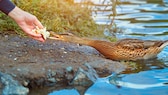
<box><xmin>0</xmin><ymin>0</ymin><xmax>119</xmax><ymax>40</ymax></box>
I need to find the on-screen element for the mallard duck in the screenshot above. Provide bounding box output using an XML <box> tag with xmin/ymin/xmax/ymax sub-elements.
<box><xmin>49</xmin><ymin>32</ymin><xmax>168</xmax><ymax>61</ymax></box>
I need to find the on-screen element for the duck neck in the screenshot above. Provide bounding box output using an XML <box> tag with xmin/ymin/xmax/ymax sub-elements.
<box><xmin>62</xmin><ymin>35</ymin><xmax>94</xmax><ymax>46</ymax></box>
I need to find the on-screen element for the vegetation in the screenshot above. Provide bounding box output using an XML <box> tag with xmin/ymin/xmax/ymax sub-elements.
<box><xmin>0</xmin><ymin>0</ymin><xmax>119</xmax><ymax>40</ymax></box>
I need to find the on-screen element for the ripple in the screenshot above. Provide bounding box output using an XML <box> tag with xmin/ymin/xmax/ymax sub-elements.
<box><xmin>85</xmin><ymin>69</ymin><xmax>168</xmax><ymax>95</ymax></box>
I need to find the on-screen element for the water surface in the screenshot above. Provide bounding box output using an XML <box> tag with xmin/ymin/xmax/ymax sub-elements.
<box><xmin>48</xmin><ymin>0</ymin><xmax>168</xmax><ymax>95</ymax></box>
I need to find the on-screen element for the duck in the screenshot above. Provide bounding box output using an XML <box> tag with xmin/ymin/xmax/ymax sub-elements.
<box><xmin>49</xmin><ymin>32</ymin><xmax>168</xmax><ymax>61</ymax></box>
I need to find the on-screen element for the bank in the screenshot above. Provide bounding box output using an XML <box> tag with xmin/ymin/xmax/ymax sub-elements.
<box><xmin>0</xmin><ymin>33</ymin><xmax>128</xmax><ymax>95</ymax></box>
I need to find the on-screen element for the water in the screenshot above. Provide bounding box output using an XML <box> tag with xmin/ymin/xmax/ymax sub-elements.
<box><xmin>48</xmin><ymin>0</ymin><xmax>168</xmax><ymax>95</ymax></box>
<box><xmin>93</xmin><ymin>0</ymin><xmax>168</xmax><ymax>40</ymax></box>
<box><xmin>85</xmin><ymin>68</ymin><xmax>168</xmax><ymax>95</ymax></box>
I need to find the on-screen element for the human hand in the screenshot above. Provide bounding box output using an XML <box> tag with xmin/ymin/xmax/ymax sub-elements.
<box><xmin>8</xmin><ymin>7</ymin><xmax>45</xmax><ymax>42</ymax></box>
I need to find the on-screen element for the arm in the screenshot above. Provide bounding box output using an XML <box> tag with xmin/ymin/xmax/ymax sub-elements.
<box><xmin>0</xmin><ymin>0</ymin><xmax>15</xmax><ymax>15</ymax></box>
<box><xmin>0</xmin><ymin>0</ymin><xmax>45</xmax><ymax>42</ymax></box>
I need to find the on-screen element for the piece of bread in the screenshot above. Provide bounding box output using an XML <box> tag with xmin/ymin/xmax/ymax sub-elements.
<box><xmin>32</xmin><ymin>26</ymin><xmax>50</xmax><ymax>40</ymax></box>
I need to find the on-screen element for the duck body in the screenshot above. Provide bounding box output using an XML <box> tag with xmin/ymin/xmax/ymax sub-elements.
<box><xmin>90</xmin><ymin>39</ymin><xmax>166</xmax><ymax>61</ymax></box>
<box><xmin>50</xmin><ymin>32</ymin><xmax>168</xmax><ymax>61</ymax></box>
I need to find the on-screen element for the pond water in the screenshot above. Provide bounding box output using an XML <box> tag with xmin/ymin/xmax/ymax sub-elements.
<box><xmin>35</xmin><ymin>0</ymin><xmax>168</xmax><ymax>95</ymax></box>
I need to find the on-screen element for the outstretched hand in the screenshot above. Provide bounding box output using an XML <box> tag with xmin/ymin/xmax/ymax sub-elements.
<box><xmin>8</xmin><ymin>7</ymin><xmax>45</xmax><ymax>42</ymax></box>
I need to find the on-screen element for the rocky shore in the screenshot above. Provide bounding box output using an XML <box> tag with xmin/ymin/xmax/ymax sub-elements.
<box><xmin>0</xmin><ymin>34</ymin><xmax>127</xmax><ymax>95</ymax></box>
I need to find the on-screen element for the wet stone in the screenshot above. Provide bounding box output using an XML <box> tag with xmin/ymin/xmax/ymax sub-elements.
<box><xmin>66</xmin><ymin>66</ymin><xmax>73</xmax><ymax>72</ymax></box>
<box><xmin>47</xmin><ymin>78</ymin><xmax>57</xmax><ymax>83</ymax></box>
<box><xmin>70</xmin><ymin>63</ymin><xmax>99</xmax><ymax>86</ymax></box>
<box><xmin>0</xmin><ymin>72</ymin><xmax>29</xmax><ymax>95</ymax></box>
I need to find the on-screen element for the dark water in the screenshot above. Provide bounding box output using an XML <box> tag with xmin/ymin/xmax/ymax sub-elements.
<box><xmin>35</xmin><ymin>0</ymin><xmax>168</xmax><ymax>95</ymax></box>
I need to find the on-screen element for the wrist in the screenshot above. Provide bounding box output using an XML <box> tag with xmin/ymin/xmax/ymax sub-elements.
<box><xmin>0</xmin><ymin>0</ymin><xmax>15</xmax><ymax>15</ymax></box>
<box><xmin>8</xmin><ymin>7</ymin><xmax>24</xmax><ymax>21</ymax></box>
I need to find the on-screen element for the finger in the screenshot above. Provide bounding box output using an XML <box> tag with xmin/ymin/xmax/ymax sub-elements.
<box><xmin>34</xmin><ymin>17</ymin><xmax>43</xmax><ymax>29</ymax></box>
<box><xmin>24</xmin><ymin>28</ymin><xmax>42</xmax><ymax>38</ymax></box>
<box><xmin>19</xmin><ymin>23</ymin><xmax>43</xmax><ymax>38</ymax></box>
<box><xmin>30</xmin><ymin>36</ymin><xmax>45</xmax><ymax>42</ymax></box>
<box><xmin>24</xmin><ymin>27</ymin><xmax>46</xmax><ymax>41</ymax></box>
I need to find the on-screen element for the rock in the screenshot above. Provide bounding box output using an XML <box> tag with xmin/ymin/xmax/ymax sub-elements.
<box><xmin>48</xmin><ymin>78</ymin><xmax>57</xmax><ymax>83</ymax></box>
<box><xmin>66</xmin><ymin>66</ymin><xmax>73</xmax><ymax>72</ymax></box>
<box><xmin>70</xmin><ymin>63</ymin><xmax>98</xmax><ymax>86</ymax></box>
<box><xmin>0</xmin><ymin>72</ymin><xmax>29</xmax><ymax>95</ymax></box>
<box><xmin>47</xmin><ymin>69</ymin><xmax>56</xmax><ymax>78</ymax></box>
<box><xmin>88</xmin><ymin>59</ymin><xmax>126</xmax><ymax>74</ymax></box>
<box><xmin>0</xmin><ymin>82</ymin><xmax>2</xmax><ymax>92</ymax></box>
<box><xmin>83</xmin><ymin>63</ymin><xmax>99</xmax><ymax>82</ymax></box>
<box><xmin>22</xmin><ymin>80</ymin><xmax>29</xmax><ymax>87</ymax></box>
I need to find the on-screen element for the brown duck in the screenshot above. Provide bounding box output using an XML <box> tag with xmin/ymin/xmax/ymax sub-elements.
<box><xmin>49</xmin><ymin>32</ymin><xmax>168</xmax><ymax>61</ymax></box>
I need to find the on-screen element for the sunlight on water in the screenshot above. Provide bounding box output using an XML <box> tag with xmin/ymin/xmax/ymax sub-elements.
<box><xmin>158</xmin><ymin>47</ymin><xmax>168</xmax><ymax>67</ymax></box>
<box><xmin>93</xmin><ymin>0</ymin><xmax>168</xmax><ymax>40</ymax></box>
<box><xmin>85</xmin><ymin>68</ymin><xmax>168</xmax><ymax>95</ymax></box>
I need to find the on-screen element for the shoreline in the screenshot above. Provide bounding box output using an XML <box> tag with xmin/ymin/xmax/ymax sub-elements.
<box><xmin>0</xmin><ymin>34</ymin><xmax>126</xmax><ymax>94</ymax></box>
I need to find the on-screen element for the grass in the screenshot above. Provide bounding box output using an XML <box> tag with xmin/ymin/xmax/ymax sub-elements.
<box><xmin>0</xmin><ymin>0</ymin><xmax>119</xmax><ymax>40</ymax></box>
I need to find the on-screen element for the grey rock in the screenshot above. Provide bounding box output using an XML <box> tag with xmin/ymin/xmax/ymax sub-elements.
<box><xmin>0</xmin><ymin>72</ymin><xmax>29</xmax><ymax>95</ymax></box>
<box><xmin>66</xmin><ymin>66</ymin><xmax>73</xmax><ymax>72</ymax></box>
<box><xmin>70</xmin><ymin>63</ymin><xmax>98</xmax><ymax>86</ymax></box>
<box><xmin>48</xmin><ymin>78</ymin><xmax>57</xmax><ymax>83</ymax></box>
<box><xmin>88</xmin><ymin>59</ymin><xmax>126</xmax><ymax>74</ymax></box>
